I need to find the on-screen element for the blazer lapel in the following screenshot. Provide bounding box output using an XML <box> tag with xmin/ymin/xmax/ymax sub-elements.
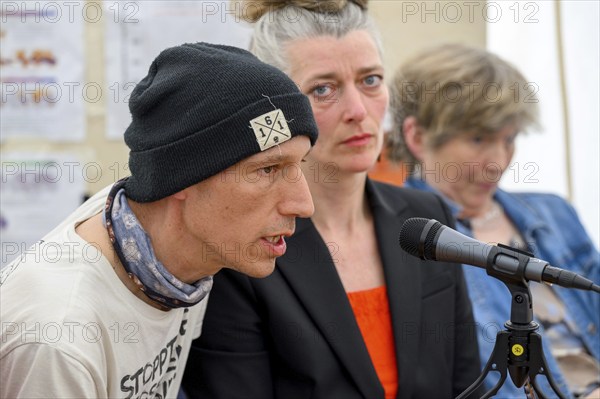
<box><xmin>277</xmin><ymin>217</ymin><xmax>384</xmax><ymax>399</ymax></box>
<box><xmin>366</xmin><ymin>180</ymin><xmax>423</xmax><ymax>399</ymax></box>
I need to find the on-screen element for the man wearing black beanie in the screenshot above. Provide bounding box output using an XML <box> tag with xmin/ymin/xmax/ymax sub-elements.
<box><xmin>0</xmin><ymin>42</ymin><xmax>319</xmax><ymax>398</ymax></box>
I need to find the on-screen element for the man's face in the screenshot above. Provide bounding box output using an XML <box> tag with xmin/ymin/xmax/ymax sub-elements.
<box><xmin>179</xmin><ymin>135</ymin><xmax>314</xmax><ymax>279</ymax></box>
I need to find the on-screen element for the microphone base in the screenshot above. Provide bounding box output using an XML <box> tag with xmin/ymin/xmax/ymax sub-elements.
<box><xmin>456</xmin><ymin>282</ymin><xmax>568</xmax><ymax>399</ymax></box>
<box><xmin>456</xmin><ymin>330</ymin><xmax>567</xmax><ymax>399</ymax></box>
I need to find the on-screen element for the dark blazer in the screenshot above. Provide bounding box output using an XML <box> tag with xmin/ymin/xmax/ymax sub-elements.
<box><xmin>182</xmin><ymin>180</ymin><xmax>481</xmax><ymax>399</ymax></box>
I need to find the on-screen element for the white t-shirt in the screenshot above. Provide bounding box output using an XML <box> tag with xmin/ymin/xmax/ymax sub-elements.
<box><xmin>0</xmin><ymin>186</ymin><xmax>208</xmax><ymax>398</ymax></box>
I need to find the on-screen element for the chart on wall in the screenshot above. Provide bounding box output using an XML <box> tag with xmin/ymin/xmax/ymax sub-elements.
<box><xmin>1</xmin><ymin>2</ymin><xmax>90</xmax><ymax>267</ymax></box>
<box><xmin>0</xmin><ymin>0</ymin><xmax>86</xmax><ymax>141</ymax></box>
<box><xmin>105</xmin><ymin>1</ymin><xmax>253</xmax><ymax>139</ymax></box>
<box><xmin>0</xmin><ymin>152</ymin><xmax>86</xmax><ymax>268</ymax></box>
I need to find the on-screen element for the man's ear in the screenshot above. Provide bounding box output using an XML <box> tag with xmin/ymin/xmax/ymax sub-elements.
<box><xmin>403</xmin><ymin>116</ymin><xmax>426</xmax><ymax>162</ymax></box>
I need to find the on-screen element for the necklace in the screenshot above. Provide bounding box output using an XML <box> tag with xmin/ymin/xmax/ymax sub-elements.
<box><xmin>470</xmin><ymin>201</ymin><xmax>503</xmax><ymax>229</ymax></box>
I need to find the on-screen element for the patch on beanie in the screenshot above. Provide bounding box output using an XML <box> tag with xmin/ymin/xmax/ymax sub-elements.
<box><xmin>250</xmin><ymin>109</ymin><xmax>291</xmax><ymax>151</ymax></box>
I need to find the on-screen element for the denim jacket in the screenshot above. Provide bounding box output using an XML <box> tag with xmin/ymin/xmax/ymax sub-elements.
<box><xmin>405</xmin><ymin>177</ymin><xmax>600</xmax><ymax>398</ymax></box>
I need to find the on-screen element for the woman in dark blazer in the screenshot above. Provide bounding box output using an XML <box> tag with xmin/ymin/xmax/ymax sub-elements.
<box><xmin>182</xmin><ymin>1</ymin><xmax>481</xmax><ymax>398</ymax></box>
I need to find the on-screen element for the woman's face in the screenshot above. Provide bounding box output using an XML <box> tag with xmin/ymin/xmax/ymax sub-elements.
<box><xmin>285</xmin><ymin>30</ymin><xmax>389</xmax><ymax>178</ymax></box>
<box><xmin>420</xmin><ymin>125</ymin><xmax>519</xmax><ymax>214</ymax></box>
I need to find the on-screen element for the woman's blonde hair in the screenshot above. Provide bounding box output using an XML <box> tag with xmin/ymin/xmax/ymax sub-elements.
<box><xmin>387</xmin><ymin>43</ymin><xmax>539</xmax><ymax>171</ymax></box>
<box><xmin>238</xmin><ymin>0</ymin><xmax>381</xmax><ymax>73</ymax></box>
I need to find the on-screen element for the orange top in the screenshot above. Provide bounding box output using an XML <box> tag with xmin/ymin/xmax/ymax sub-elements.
<box><xmin>367</xmin><ymin>147</ymin><xmax>407</xmax><ymax>187</ymax></box>
<box><xmin>347</xmin><ymin>286</ymin><xmax>398</xmax><ymax>399</ymax></box>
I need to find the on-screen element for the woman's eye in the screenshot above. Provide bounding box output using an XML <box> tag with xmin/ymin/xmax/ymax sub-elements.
<box><xmin>312</xmin><ymin>84</ymin><xmax>334</xmax><ymax>98</ymax></box>
<box><xmin>363</xmin><ymin>75</ymin><xmax>382</xmax><ymax>87</ymax></box>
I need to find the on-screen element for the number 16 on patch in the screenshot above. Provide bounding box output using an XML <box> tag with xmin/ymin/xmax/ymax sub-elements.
<box><xmin>250</xmin><ymin>109</ymin><xmax>291</xmax><ymax>151</ymax></box>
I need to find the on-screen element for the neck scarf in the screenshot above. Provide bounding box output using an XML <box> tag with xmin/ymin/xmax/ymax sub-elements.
<box><xmin>103</xmin><ymin>179</ymin><xmax>212</xmax><ymax>309</ymax></box>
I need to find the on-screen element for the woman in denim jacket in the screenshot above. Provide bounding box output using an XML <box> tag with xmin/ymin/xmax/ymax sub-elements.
<box><xmin>387</xmin><ymin>44</ymin><xmax>600</xmax><ymax>398</ymax></box>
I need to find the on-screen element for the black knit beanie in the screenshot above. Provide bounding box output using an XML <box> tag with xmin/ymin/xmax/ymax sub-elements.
<box><xmin>123</xmin><ymin>42</ymin><xmax>318</xmax><ymax>202</ymax></box>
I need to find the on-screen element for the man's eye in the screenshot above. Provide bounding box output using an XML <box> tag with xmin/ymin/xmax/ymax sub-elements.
<box><xmin>261</xmin><ymin>166</ymin><xmax>275</xmax><ymax>174</ymax></box>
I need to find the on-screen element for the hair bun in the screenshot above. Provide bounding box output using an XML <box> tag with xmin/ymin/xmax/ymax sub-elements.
<box><xmin>240</xmin><ymin>0</ymin><xmax>368</xmax><ymax>22</ymax></box>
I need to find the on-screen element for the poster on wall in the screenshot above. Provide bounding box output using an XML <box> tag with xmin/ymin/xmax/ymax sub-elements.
<box><xmin>0</xmin><ymin>0</ymin><xmax>86</xmax><ymax>141</ymax></box>
<box><xmin>104</xmin><ymin>1</ymin><xmax>253</xmax><ymax>139</ymax></box>
<box><xmin>0</xmin><ymin>152</ymin><xmax>86</xmax><ymax>268</ymax></box>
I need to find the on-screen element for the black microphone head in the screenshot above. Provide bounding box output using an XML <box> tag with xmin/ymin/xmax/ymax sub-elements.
<box><xmin>399</xmin><ymin>217</ymin><xmax>443</xmax><ymax>260</ymax></box>
<box><xmin>399</xmin><ymin>217</ymin><xmax>430</xmax><ymax>257</ymax></box>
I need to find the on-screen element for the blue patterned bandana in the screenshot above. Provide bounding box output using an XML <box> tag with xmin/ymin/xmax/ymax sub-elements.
<box><xmin>103</xmin><ymin>179</ymin><xmax>212</xmax><ymax>309</ymax></box>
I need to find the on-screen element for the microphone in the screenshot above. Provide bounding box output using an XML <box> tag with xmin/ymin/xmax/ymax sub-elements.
<box><xmin>399</xmin><ymin>217</ymin><xmax>600</xmax><ymax>293</ymax></box>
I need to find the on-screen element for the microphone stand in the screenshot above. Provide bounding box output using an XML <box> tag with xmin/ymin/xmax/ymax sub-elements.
<box><xmin>457</xmin><ymin>245</ymin><xmax>568</xmax><ymax>399</ymax></box>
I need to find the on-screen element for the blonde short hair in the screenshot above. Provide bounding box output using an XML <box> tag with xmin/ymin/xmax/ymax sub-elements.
<box><xmin>387</xmin><ymin>43</ymin><xmax>539</xmax><ymax>171</ymax></box>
